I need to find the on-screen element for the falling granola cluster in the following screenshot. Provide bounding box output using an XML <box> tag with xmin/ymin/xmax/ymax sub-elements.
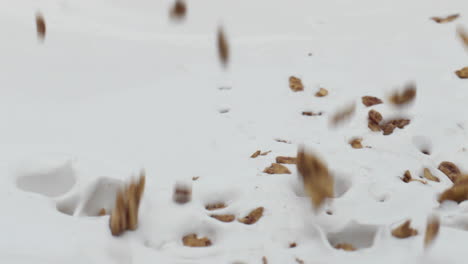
<box><xmin>109</xmin><ymin>171</ymin><xmax>146</xmax><ymax>236</ymax></box>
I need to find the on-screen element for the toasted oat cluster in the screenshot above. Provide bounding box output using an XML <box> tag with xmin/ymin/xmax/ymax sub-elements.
<box><xmin>182</xmin><ymin>234</ymin><xmax>212</xmax><ymax>247</ymax></box>
<box><xmin>389</xmin><ymin>83</ymin><xmax>416</xmax><ymax>106</ymax></box>
<box><xmin>289</xmin><ymin>76</ymin><xmax>304</xmax><ymax>92</ymax></box>
<box><xmin>238</xmin><ymin>207</ymin><xmax>264</xmax><ymax>225</ymax></box>
<box><xmin>362</xmin><ymin>96</ymin><xmax>383</xmax><ymax>107</ymax></box>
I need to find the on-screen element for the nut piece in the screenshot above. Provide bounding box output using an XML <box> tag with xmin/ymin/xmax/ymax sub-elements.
<box><xmin>276</xmin><ymin>156</ymin><xmax>297</xmax><ymax>164</ymax></box>
<box><xmin>289</xmin><ymin>242</ymin><xmax>297</xmax><ymax>248</ymax></box>
<box><xmin>389</xmin><ymin>83</ymin><xmax>416</xmax><ymax>106</ymax></box>
<box><xmin>455</xmin><ymin>67</ymin><xmax>468</xmax><ymax>79</ymax></box>
<box><xmin>391</xmin><ymin>220</ymin><xmax>418</xmax><ymax>239</ymax></box>
<box><xmin>296</xmin><ymin>147</ymin><xmax>334</xmax><ymax>209</ymax></box>
<box><xmin>315</xmin><ymin>88</ymin><xmax>328</xmax><ymax>97</ymax></box>
<box><xmin>251</xmin><ymin>150</ymin><xmax>261</xmax><ymax>158</ymax></box>
<box><xmin>182</xmin><ymin>234</ymin><xmax>212</xmax><ymax>247</ymax></box>
<box><xmin>289</xmin><ymin>76</ymin><xmax>304</xmax><ymax>92</ymax></box>
<box><xmin>334</xmin><ymin>243</ymin><xmax>356</xmax><ymax>251</ymax></box>
<box><xmin>431</xmin><ymin>13</ymin><xmax>459</xmax><ymax>23</ymax></box>
<box><xmin>205</xmin><ymin>202</ymin><xmax>226</xmax><ymax>211</ymax></box>
<box><xmin>424</xmin><ymin>215</ymin><xmax>440</xmax><ymax>248</ymax></box>
<box><xmin>238</xmin><ymin>207</ymin><xmax>264</xmax><ymax>225</ymax></box>
<box><xmin>262</xmin><ymin>256</ymin><xmax>268</xmax><ymax>264</ymax></box>
<box><xmin>210</xmin><ymin>214</ymin><xmax>235</xmax><ymax>222</ymax></box>
<box><xmin>349</xmin><ymin>138</ymin><xmax>363</xmax><ymax>149</ymax></box>
<box><xmin>423</xmin><ymin>168</ymin><xmax>440</xmax><ymax>182</ymax></box>
<box><xmin>263</xmin><ymin>163</ymin><xmax>291</xmax><ymax>174</ymax></box>
<box><xmin>192</xmin><ymin>176</ymin><xmax>200</xmax><ymax>181</ymax></box>
<box><xmin>260</xmin><ymin>150</ymin><xmax>271</xmax><ymax>156</ymax></box>
<box><xmin>35</xmin><ymin>13</ymin><xmax>46</xmax><ymax>41</ymax></box>
<box><xmin>170</xmin><ymin>0</ymin><xmax>186</xmax><ymax>20</ymax></box>
<box><xmin>217</xmin><ymin>27</ymin><xmax>229</xmax><ymax>67</ymax></box>
<box><xmin>173</xmin><ymin>184</ymin><xmax>192</xmax><ymax>204</ymax></box>
<box><xmin>362</xmin><ymin>96</ymin><xmax>383</xmax><ymax>107</ymax></box>
<box><xmin>438</xmin><ymin>161</ymin><xmax>461</xmax><ymax>182</ymax></box>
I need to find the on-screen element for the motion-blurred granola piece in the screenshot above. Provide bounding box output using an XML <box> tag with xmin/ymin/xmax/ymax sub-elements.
<box><xmin>170</xmin><ymin>0</ymin><xmax>186</xmax><ymax>20</ymax></box>
<box><xmin>217</xmin><ymin>27</ymin><xmax>229</xmax><ymax>67</ymax></box>
<box><xmin>391</xmin><ymin>220</ymin><xmax>418</xmax><ymax>238</ymax></box>
<box><xmin>35</xmin><ymin>13</ymin><xmax>46</xmax><ymax>41</ymax></box>
<box><xmin>238</xmin><ymin>207</ymin><xmax>264</xmax><ymax>225</ymax></box>
<box><xmin>296</xmin><ymin>147</ymin><xmax>334</xmax><ymax>209</ymax></box>
<box><xmin>431</xmin><ymin>14</ymin><xmax>459</xmax><ymax>23</ymax></box>
<box><xmin>438</xmin><ymin>161</ymin><xmax>461</xmax><ymax>182</ymax></box>
<box><xmin>457</xmin><ymin>26</ymin><xmax>468</xmax><ymax>47</ymax></box>
<box><xmin>173</xmin><ymin>183</ymin><xmax>192</xmax><ymax>204</ymax></box>
<box><xmin>289</xmin><ymin>76</ymin><xmax>304</xmax><ymax>92</ymax></box>
<box><xmin>424</xmin><ymin>215</ymin><xmax>440</xmax><ymax>248</ymax></box>
<box><xmin>330</xmin><ymin>103</ymin><xmax>356</xmax><ymax>126</ymax></box>
<box><xmin>455</xmin><ymin>67</ymin><xmax>468</xmax><ymax>79</ymax></box>
<box><xmin>275</xmin><ymin>138</ymin><xmax>291</xmax><ymax>144</ymax></box>
<box><xmin>295</xmin><ymin>258</ymin><xmax>305</xmax><ymax>264</ymax></box>
<box><xmin>362</xmin><ymin>96</ymin><xmax>383</xmax><ymax>107</ymax></box>
<box><xmin>264</xmin><ymin>163</ymin><xmax>291</xmax><ymax>174</ymax></box>
<box><xmin>109</xmin><ymin>171</ymin><xmax>146</xmax><ymax>236</ymax></box>
<box><xmin>276</xmin><ymin>156</ymin><xmax>297</xmax><ymax>164</ymax></box>
<box><xmin>438</xmin><ymin>175</ymin><xmax>468</xmax><ymax>203</ymax></box>
<box><xmin>182</xmin><ymin>234</ymin><xmax>212</xmax><ymax>247</ymax></box>
<box><xmin>99</xmin><ymin>208</ymin><xmax>107</xmax><ymax>216</ymax></box>
<box><xmin>389</xmin><ymin>83</ymin><xmax>416</xmax><ymax>106</ymax></box>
